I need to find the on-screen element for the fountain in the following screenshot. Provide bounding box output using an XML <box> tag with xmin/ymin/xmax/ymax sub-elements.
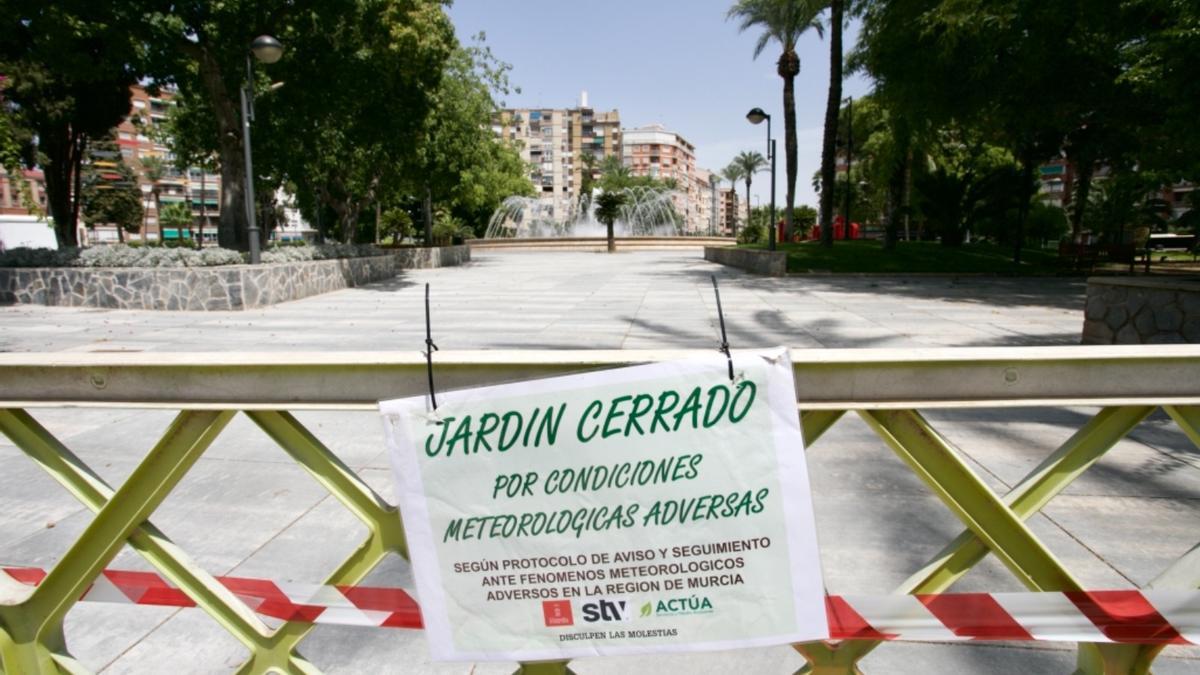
<box><xmin>485</xmin><ymin>187</ymin><xmax>688</xmax><ymax>239</ymax></box>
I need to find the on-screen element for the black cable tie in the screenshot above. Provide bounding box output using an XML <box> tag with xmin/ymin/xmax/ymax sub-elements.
<box><xmin>710</xmin><ymin>275</ymin><xmax>735</xmax><ymax>382</ymax></box>
<box><xmin>424</xmin><ymin>283</ymin><xmax>439</xmax><ymax>412</ymax></box>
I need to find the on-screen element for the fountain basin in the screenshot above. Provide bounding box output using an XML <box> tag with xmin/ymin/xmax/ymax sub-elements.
<box><xmin>470</xmin><ymin>236</ymin><xmax>735</xmax><ymax>252</ymax></box>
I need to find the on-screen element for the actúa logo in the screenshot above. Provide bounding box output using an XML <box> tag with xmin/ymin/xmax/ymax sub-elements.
<box><xmin>652</xmin><ymin>596</ymin><xmax>714</xmax><ymax>615</ymax></box>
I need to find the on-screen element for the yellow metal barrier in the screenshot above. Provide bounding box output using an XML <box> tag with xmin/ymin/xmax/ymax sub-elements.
<box><xmin>1</xmin><ymin>346</ymin><xmax>1198</xmax><ymax>674</ymax></box>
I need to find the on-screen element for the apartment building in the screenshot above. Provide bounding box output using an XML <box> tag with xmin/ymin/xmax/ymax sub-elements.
<box><xmin>1038</xmin><ymin>158</ymin><xmax>1196</xmax><ymax>224</ymax></box>
<box><xmin>692</xmin><ymin>168</ymin><xmax>721</xmax><ymax>236</ymax></box>
<box><xmin>621</xmin><ymin>124</ymin><xmax>706</xmax><ymax>233</ymax></box>
<box><xmin>719</xmin><ymin>186</ymin><xmax>741</xmax><ymax>236</ymax></box>
<box><xmin>3</xmin><ymin>83</ymin><xmax>319</xmax><ymax>248</ymax></box>
<box><xmin>494</xmin><ymin>93</ymin><xmax>621</xmax><ymax>221</ymax></box>
<box><xmin>114</xmin><ymin>85</ymin><xmax>225</xmax><ymax>245</ymax></box>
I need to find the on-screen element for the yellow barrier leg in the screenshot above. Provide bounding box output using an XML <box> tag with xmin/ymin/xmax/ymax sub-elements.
<box><xmin>801</xmin><ymin>410</ymin><xmax>845</xmax><ymax>447</ymax></box>
<box><xmin>862</xmin><ymin>409</ymin><xmax>1083</xmax><ymax>591</ymax></box>
<box><xmin>0</xmin><ymin>410</ymin><xmax>232</xmax><ymax>674</ymax></box>
<box><xmin>793</xmin><ymin>641</ymin><xmax>864</xmax><ymax>675</ymax></box>
<box><xmin>1163</xmin><ymin>405</ymin><xmax>1200</xmax><ymax>450</ymax></box>
<box><xmin>795</xmin><ymin>408</ymin><xmax>1155</xmax><ymax>675</ymax></box>
<box><xmin>242</xmin><ymin>411</ymin><xmax>410</xmax><ymax>674</ymax></box>
<box><xmin>0</xmin><ymin>408</ymin><xmax>279</xmax><ymax>663</ymax></box>
<box><xmin>515</xmin><ymin>660</ymin><xmax>575</xmax><ymax>675</ymax></box>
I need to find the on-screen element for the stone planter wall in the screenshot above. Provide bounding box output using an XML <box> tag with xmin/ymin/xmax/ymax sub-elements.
<box><xmin>0</xmin><ymin>255</ymin><xmax>397</xmax><ymax>311</ymax></box>
<box><xmin>1081</xmin><ymin>276</ymin><xmax>1200</xmax><ymax>344</ymax></box>
<box><xmin>392</xmin><ymin>244</ymin><xmax>470</xmax><ymax>268</ymax></box>
<box><xmin>704</xmin><ymin>246</ymin><xmax>787</xmax><ymax>276</ymax></box>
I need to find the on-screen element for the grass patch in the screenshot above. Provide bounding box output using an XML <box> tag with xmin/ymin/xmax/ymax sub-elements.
<box><xmin>742</xmin><ymin>240</ymin><xmax>1064</xmax><ymax>274</ymax></box>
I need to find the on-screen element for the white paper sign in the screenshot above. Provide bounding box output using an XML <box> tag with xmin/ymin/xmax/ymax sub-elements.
<box><xmin>380</xmin><ymin>348</ymin><xmax>827</xmax><ymax>661</ymax></box>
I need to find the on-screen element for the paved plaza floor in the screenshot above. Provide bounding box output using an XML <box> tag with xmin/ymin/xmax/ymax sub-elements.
<box><xmin>2</xmin><ymin>249</ymin><xmax>1198</xmax><ymax>674</ymax></box>
<box><xmin>0</xmin><ymin>249</ymin><xmax>1088</xmax><ymax>353</ymax></box>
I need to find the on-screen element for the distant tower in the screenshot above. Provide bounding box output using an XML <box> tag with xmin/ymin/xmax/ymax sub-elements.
<box><xmin>580</xmin><ymin>90</ymin><xmax>588</xmax><ymax>108</ymax></box>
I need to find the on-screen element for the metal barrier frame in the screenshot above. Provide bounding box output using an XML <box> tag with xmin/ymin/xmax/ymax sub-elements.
<box><xmin>1</xmin><ymin>346</ymin><xmax>1198</xmax><ymax>674</ymax></box>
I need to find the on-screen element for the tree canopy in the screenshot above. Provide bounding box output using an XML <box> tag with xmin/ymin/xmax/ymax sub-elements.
<box><xmin>851</xmin><ymin>0</ymin><xmax>1198</xmax><ymax>252</ymax></box>
<box><xmin>0</xmin><ymin>0</ymin><xmax>142</xmax><ymax>246</ymax></box>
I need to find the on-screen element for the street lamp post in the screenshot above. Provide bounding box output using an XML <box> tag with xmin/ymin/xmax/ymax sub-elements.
<box><xmin>843</xmin><ymin>96</ymin><xmax>853</xmax><ymax>239</ymax></box>
<box><xmin>241</xmin><ymin>35</ymin><xmax>284</xmax><ymax>264</ymax></box>
<box><xmin>745</xmin><ymin>107</ymin><xmax>776</xmax><ymax>251</ymax></box>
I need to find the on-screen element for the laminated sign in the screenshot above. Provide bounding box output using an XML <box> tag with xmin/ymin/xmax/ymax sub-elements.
<box><xmin>380</xmin><ymin>348</ymin><xmax>827</xmax><ymax>660</ymax></box>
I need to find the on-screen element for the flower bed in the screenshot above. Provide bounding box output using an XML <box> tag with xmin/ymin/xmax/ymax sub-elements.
<box><xmin>0</xmin><ymin>243</ymin><xmax>383</xmax><ymax>269</ymax></box>
<box><xmin>0</xmin><ymin>244</ymin><xmax>470</xmax><ymax>310</ymax></box>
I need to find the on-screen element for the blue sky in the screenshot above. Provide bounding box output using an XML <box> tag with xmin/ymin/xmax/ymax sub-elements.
<box><xmin>447</xmin><ymin>0</ymin><xmax>873</xmax><ymax>209</ymax></box>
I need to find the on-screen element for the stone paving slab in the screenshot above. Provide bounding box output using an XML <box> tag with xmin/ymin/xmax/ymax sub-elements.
<box><xmin>1</xmin><ymin>250</ymin><xmax>1196</xmax><ymax>674</ymax></box>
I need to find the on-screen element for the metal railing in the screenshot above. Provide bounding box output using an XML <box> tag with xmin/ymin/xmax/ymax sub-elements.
<box><xmin>1</xmin><ymin>346</ymin><xmax>1198</xmax><ymax>674</ymax></box>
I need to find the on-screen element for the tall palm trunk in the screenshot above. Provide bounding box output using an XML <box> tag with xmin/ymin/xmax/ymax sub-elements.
<box><xmin>780</xmin><ymin>50</ymin><xmax>799</xmax><ymax>242</ymax></box>
<box><xmin>1014</xmin><ymin>147</ymin><xmax>1035</xmax><ymax>265</ymax></box>
<box><xmin>1070</xmin><ymin>159</ymin><xmax>1094</xmax><ymax>241</ymax></box>
<box><xmin>423</xmin><ymin>182</ymin><xmax>433</xmax><ymax>246</ymax></box>
<box><xmin>884</xmin><ymin>126</ymin><xmax>909</xmax><ymax>251</ymax></box>
<box><xmin>818</xmin><ymin>0</ymin><xmax>844</xmax><ymax>247</ymax></box>
<box><xmin>152</xmin><ymin>189</ymin><xmax>162</xmax><ymax>241</ymax></box>
<box><xmin>198</xmin><ymin>168</ymin><xmax>206</xmax><ymax>246</ymax></box>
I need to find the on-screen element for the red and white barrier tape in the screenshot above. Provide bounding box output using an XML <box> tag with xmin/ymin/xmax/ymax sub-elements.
<box><xmin>5</xmin><ymin>567</ymin><xmax>1198</xmax><ymax>644</ymax></box>
<box><xmin>2</xmin><ymin>567</ymin><xmax>423</xmax><ymax>629</ymax></box>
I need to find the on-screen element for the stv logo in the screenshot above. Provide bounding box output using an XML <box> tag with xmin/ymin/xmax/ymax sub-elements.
<box><xmin>581</xmin><ymin>598</ymin><xmax>632</xmax><ymax>623</ymax></box>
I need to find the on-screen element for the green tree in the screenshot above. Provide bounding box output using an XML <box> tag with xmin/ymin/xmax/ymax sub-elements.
<box><xmin>0</xmin><ymin>78</ymin><xmax>40</xmax><ymax>219</ymax></box>
<box><xmin>1119</xmin><ymin>0</ymin><xmax>1200</xmax><ymax>180</ymax></box>
<box><xmin>453</xmin><ymin>139</ymin><xmax>533</xmax><ymax>237</ymax></box>
<box><xmin>579</xmin><ymin>152</ymin><xmax>599</xmax><ymax>211</ymax></box>
<box><xmin>733</xmin><ymin>151</ymin><xmax>767</xmax><ymax>239</ymax></box>
<box><xmin>145</xmin><ymin>0</ymin><xmax>454</xmax><ymax>250</ymax></box>
<box><xmin>139</xmin><ymin>155</ymin><xmax>166</xmax><ymax>233</ymax></box>
<box><xmin>0</xmin><ymin>0</ymin><xmax>142</xmax><ymax>246</ymax></box>
<box><xmin>857</xmin><ymin>0</ymin><xmax>1126</xmax><ymax>261</ymax></box>
<box><xmin>81</xmin><ymin>133</ymin><xmax>142</xmax><ymax>242</ymax></box>
<box><xmin>790</xmin><ymin>204</ymin><xmax>818</xmax><ymax>238</ymax></box>
<box><xmin>158</xmin><ymin>201</ymin><xmax>195</xmax><ymax>242</ymax></box>
<box><xmin>598</xmin><ymin>155</ymin><xmax>633</xmax><ymax>192</ymax></box>
<box><xmin>1084</xmin><ymin>171</ymin><xmax>1171</xmax><ymax>243</ymax></box>
<box><xmin>412</xmin><ymin>37</ymin><xmax>528</xmax><ymax>243</ymax></box>
<box><xmin>595</xmin><ymin>190</ymin><xmax>627</xmax><ymax>253</ymax></box>
<box><xmin>728</xmin><ymin>0</ymin><xmax>823</xmax><ymax>241</ymax></box>
<box><xmin>379</xmin><ymin>207</ymin><xmax>414</xmax><ymax>243</ymax></box>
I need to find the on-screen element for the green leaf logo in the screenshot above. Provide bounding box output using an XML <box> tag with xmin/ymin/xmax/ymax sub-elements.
<box><xmin>640</xmin><ymin>602</ymin><xmax>652</xmax><ymax>617</ymax></box>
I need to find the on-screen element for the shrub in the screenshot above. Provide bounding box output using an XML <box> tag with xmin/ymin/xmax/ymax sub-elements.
<box><xmin>1</xmin><ymin>243</ymin><xmax>381</xmax><ymax>268</ymax></box>
<box><xmin>738</xmin><ymin>222</ymin><xmax>765</xmax><ymax>245</ymax></box>
<box><xmin>0</xmin><ymin>247</ymin><xmax>81</xmax><ymax>267</ymax></box>
<box><xmin>198</xmin><ymin>248</ymin><xmax>246</xmax><ymax>266</ymax></box>
<box><xmin>431</xmin><ymin>216</ymin><xmax>473</xmax><ymax>246</ymax></box>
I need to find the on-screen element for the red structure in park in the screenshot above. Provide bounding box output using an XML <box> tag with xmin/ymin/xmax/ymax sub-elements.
<box><xmin>809</xmin><ymin>215</ymin><xmax>860</xmax><ymax>241</ymax></box>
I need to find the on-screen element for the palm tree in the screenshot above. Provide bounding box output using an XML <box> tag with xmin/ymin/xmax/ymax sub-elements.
<box><xmin>817</xmin><ymin>0</ymin><xmax>845</xmax><ymax>248</ymax></box>
<box><xmin>579</xmin><ymin>152</ymin><xmax>598</xmax><ymax>212</ymax></box>
<box><xmin>721</xmin><ymin>163</ymin><xmax>745</xmax><ymax>236</ymax></box>
<box><xmin>140</xmin><ymin>155</ymin><xmax>166</xmax><ymax>236</ymax></box>
<box><xmin>595</xmin><ymin>190</ymin><xmax>627</xmax><ymax>253</ymax></box>
<box><xmin>598</xmin><ymin>154</ymin><xmax>631</xmax><ymax>191</ymax></box>
<box><xmin>734</xmin><ymin>151</ymin><xmax>767</xmax><ymax>239</ymax></box>
<box><xmin>728</xmin><ymin>0</ymin><xmax>824</xmax><ymax>241</ymax></box>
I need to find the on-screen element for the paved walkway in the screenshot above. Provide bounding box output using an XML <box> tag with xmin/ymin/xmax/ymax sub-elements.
<box><xmin>0</xmin><ymin>250</ymin><xmax>1087</xmax><ymax>353</ymax></box>
<box><xmin>2</xmin><ymin>250</ymin><xmax>1198</xmax><ymax>675</ymax></box>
